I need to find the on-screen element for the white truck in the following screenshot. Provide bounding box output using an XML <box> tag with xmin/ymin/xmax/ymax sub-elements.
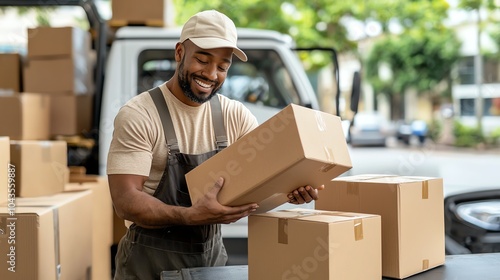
<box><xmin>1</xmin><ymin>0</ymin><xmax>349</xmax><ymax>265</ymax></box>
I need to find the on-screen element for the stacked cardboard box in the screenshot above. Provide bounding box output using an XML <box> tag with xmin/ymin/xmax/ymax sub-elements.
<box><xmin>248</xmin><ymin>208</ymin><xmax>382</xmax><ymax>280</ymax></box>
<box><xmin>0</xmin><ymin>53</ymin><xmax>22</xmax><ymax>93</ymax></box>
<box><xmin>316</xmin><ymin>174</ymin><xmax>445</xmax><ymax>279</ymax></box>
<box><xmin>0</xmin><ymin>26</ymin><xmax>108</xmax><ymax>280</ymax></box>
<box><xmin>110</xmin><ymin>0</ymin><xmax>167</xmax><ymax>27</ymax></box>
<box><xmin>9</xmin><ymin>140</ymin><xmax>68</xmax><ymax>198</ymax></box>
<box><xmin>0</xmin><ymin>26</ymin><xmax>99</xmax><ymax>275</ymax></box>
<box><xmin>186</xmin><ymin>104</ymin><xmax>352</xmax><ymax>213</ymax></box>
<box><xmin>50</xmin><ymin>94</ymin><xmax>93</xmax><ymax>136</ymax></box>
<box><xmin>0</xmin><ymin>190</ymin><xmax>93</xmax><ymax>280</ymax></box>
<box><xmin>24</xmin><ymin>27</ymin><xmax>92</xmax><ymax>95</ymax></box>
<box><xmin>0</xmin><ymin>93</ymin><xmax>50</xmax><ymax>140</ymax></box>
<box><xmin>65</xmin><ymin>176</ymin><xmax>114</xmax><ymax>280</ymax></box>
<box><xmin>188</xmin><ymin>104</ymin><xmax>446</xmax><ymax>279</ymax></box>
<box><xmin>23</xmin><ymin>26</ymin><xmax>93</xmax><ymax>136</ymax></box>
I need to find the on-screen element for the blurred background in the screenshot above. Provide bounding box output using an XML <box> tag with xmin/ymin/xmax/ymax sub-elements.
<box><xmin>1</xmin><ymin>0</ymin><xmax>500</xmax><ymax>149</ymax></box>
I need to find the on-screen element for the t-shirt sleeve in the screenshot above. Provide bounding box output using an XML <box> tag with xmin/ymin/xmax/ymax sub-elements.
<box><xmin>107</xmin><ymin>105</ymin><xmax>155</xmax><ymax>176</ymax></box>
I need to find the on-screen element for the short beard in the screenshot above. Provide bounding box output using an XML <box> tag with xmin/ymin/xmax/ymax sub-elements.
<box><xmin>177</xmin><ymin>56</ymin><xmax>220</xmax><ymax>104</ymax></box>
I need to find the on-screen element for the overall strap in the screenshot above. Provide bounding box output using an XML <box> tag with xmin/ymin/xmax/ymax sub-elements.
<box><xmin>209</xmin><ymin>95</ymin><xmax>228</xmax><ymax>150</ymax></box>
<box><xmin>148</xmin><ymin>87</ymin><xmax>228</xmax><ymax>152</ymax></box>
<box><xmin>149</xmin><ymin>87</ymin><xmax>179</xmax><ymax>153</ymax></box>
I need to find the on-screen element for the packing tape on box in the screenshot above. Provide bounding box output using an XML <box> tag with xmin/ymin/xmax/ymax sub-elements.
<box><xmin>422</xmin><ymin>259</ymin><xmax>429</xmax><ymax>270</ymax></box>
<box><xmin>346</xmin><ymin>182</ymin><xmax>359</xmax><ymax>196</ymax></box>
<box><xmin>277</xmin><ymin>210</ymin><xmax>365</xmax><ymax>244</ymax></box>
<box><xmin>320</xmin><ymin>147</ymin><xmax>336</xmax><ymax>172</ymax></box>
<box><xmin>40</xmin><ymin>93</ymin><xmax>49</xmax><ymax>110</ymax></box>
<box><xmin>353</xmin><ymin>218</ymin><xmax>364</xmax><ymax>241</ymax></box>
<box><xmin>356</xmin><ymin>174</ymin><xmax>398</xmax><ymax>181</ymax></box>
<box><xmin>278</xmin><ymin>218</ymin><xmax>288</xmax><ymax>244</ymax></box>
<box><xmin>53</xmin><ymin>208</ymin><xmax>62</xmax><ymax>280</ymax></box>
<box><xmin>422</xmin><ymin>180</ymin><xmax>429</xmax><ymax>199</ymax></box>
<box><xmin>315</xmin><ymin>111</ymin><xmax>327</xmax><ymax>132</ymax></box>
<box><xmin>332</xmin><ymin>213</ymin><xmax>364</xmax><ymax>241</ymax></box>
<box><xmin>41</xmin><ymin>141</ymin><xmax>52</xmax><ymax>162</ymax></box>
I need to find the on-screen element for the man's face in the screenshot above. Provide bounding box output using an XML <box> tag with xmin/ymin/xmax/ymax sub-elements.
<box><xmin>177</xmin><ymin>41</ymin><xmax>233</xmax><ymax>104</ymax></box>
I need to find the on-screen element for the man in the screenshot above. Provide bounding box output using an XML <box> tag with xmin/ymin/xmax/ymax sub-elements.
<box><xmin>107</xmin><ymin>10</ymin><xmax>323</xmax><ymax>280</ymax></box>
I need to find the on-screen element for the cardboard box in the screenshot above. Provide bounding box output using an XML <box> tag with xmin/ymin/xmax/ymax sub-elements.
<box><xmin>186</xmin><ymin>104</ymin><xmax>352</xmax><ymax>213</ymax></box>
<box><xmin>27</xmin><ymin>26</ymin><xmax>90</xmax><ymax>58</ymax></box>
<box><xmin>315</xmin><ymin>174</ymin><xmax>445</xmax><ymax>279</ymax></box>
<box><xmin>248</xmin><ymin>208</ymin><xmax>381</xmax><ymax>280</ymax></box>
<box><xmin>65</xmin><ymin>177</ymin><xmax>113</xmax><ymax>280</ymax></box>
<box><xmin>9</xmin><ymin>140</ymin><xmax>69</xmax><ymax>197</ymax></box>
<box><xmin>0</xmin><ymin>93</ymin><xmax>50</xmax><ymax>140</ymax></box>
<box><xmin>0</xmin><ymin>190</ymin><xmax>92</xmax><ymax>280</ymax></box>
<box><xmin>0</xmin><ymin>53</ymin><xmax>22</xmax><ymax>93</ymax></box>
<box><xmin>111</xmin><ymin>0</ymin><xmax>165</xmax><ymax>25</ymax></box>
<box><xmin>49</xmin><ymin>94</ymin><xmax>93</xmax><ymax>136</ymax></box>
<box><xmin>23</xmin><ymin>56</ymin><xmax>92</xmax><ymax>95</ymax></box>
<box><xmin>0</xmin><ymin>137</ymin><xmax>9</xmax><ymax>205</ymax></box>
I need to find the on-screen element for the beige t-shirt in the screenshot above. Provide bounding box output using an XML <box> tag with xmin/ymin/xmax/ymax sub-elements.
<box><xmin>107</xmin><ymin>82</ymin><xmax>258</xmax><ymax>195</ymax></box>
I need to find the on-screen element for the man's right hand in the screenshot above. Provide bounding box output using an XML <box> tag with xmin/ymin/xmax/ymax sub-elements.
<box><xmin>186</xmin><ymin>177</ymin><xmax>259</xmax><ymax>225</ymax></box>
<box><xmin>109</xmin><ymin>174</ymin><xmax>257</xmax><ymax>228</ymax></box>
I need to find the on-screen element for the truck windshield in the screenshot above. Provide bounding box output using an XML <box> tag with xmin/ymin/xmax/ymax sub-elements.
<box><xmin>137</xmin><ymin>49</ymin><xmax>301</xmax><ymax>109</ymax></box>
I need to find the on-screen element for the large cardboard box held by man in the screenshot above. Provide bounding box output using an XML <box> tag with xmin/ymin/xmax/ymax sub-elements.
<box><xmin>0</xmin><ymin>137</ymin><xmax>9</xmax><ymax>205</ymax></box>
<box><xmin>65</xmin><ymin>176</ymin><xmax>113</xmax><ymax>280</ymax></box>
<box><xmin>315</xmin><ymin>174</ymin><xmax>445</xmax><ymax>279</ymax></box>
<box><xmin>0</xmin><ymin>93</ymin><xmax>50</xmax><ymax>140</ymax></box>
<box><xmin>0</xmin><ymin>190</ymin><xmax>92</xmax><ymax>280</ymax></box>
<box><xmin>248</xmin><ymin>208</ymin><xmax>381</xmax><ymax>280</ymax></box>
<box><xmin>186</xmin><ymin>104</ymin><xmax>352</xmax><ymax>213</ymax></box>
<box><xmin>9</xmin><ymin>140</ymin><xmax>69</xmax><ymax>197</ymax></box>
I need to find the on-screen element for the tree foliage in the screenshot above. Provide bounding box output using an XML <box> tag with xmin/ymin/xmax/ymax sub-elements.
<box><xmin>365</xmin><ymin>28</ymin><xmax>461</xmax><ymax>95</ymax></box>
<box><xmin>363</xmin><ymin>0</ymin><xmax>461</xmax><ymax>100</ymax></box>
<box><xmin>173</xmin><ymin>0</ymin><xmax>359</xmax><ymax>53</ymax></box>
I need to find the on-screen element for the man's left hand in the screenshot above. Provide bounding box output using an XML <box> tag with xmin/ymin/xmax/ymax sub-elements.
<box><xmin>287</xmin><ymin>185</ymin><xmax>325</xmax><ymax>204</ymax></box>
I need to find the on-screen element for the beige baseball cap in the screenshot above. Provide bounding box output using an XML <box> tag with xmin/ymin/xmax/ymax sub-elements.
<box><xmin>180</xmin><ymin>10</ymin><xmax>247</xmax><ymax>62</ymax></box>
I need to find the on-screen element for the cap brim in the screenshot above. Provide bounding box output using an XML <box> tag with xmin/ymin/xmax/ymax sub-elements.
<box><xmin>190</xmin><ymin>37</ymin><xmax>248</xmax><ymax>62</ymax></box>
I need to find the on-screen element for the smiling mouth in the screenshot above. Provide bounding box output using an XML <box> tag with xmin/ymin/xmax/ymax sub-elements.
<box><xmin>195</xmin><ymin>78</ymin><xmax>213</xmax><ymax>89</ymax></box>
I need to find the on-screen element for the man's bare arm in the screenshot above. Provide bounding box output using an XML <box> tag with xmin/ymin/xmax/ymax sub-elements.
<box><xmin>108</xmin><ymin>174</ymin><xmax>258</xmax><ymax>228</ymax></box>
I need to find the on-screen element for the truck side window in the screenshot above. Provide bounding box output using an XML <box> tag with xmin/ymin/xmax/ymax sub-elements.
<box><xmin>137</xmin><ymin>49</ymin><xmax>301</xmax><ymax>110</ymax></box>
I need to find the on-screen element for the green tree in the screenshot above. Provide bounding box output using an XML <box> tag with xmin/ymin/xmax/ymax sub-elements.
<box><xmin>363</xmin><ymin>0</ymin><xmax>461</xmax><ymax>119</ymax></box>
<box><xmin>173</xmin><ymin>0</ymin><xmax>358</xmax><ymax>53</ymax></box>
<box><xmin>458</xmin><ymin>0</ymin><xmax>500</xmax><ymax>137</ymax></box>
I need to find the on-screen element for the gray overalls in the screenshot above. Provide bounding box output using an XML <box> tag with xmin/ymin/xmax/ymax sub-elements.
<box><xmin>113</xmin><ymin>87</ymin><xmax>228</xmax><ymax>280</ymax></box>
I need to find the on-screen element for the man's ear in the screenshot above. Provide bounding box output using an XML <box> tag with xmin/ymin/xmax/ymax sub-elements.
<box><xmin>175</xmin><ymin>42</ymin><xmax>184</xmax><ymax>62</ymax></box>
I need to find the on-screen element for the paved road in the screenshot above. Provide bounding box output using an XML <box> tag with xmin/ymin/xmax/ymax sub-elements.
<box><xmin>346</xmin><ymin>142</ymin><xmax>500</xmax><ymax>197</ymax></box>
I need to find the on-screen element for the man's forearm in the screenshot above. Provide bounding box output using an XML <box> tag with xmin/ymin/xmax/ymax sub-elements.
<box><xmin>115</xmin><ymin>188</ymin><xmax>190</xmax><ymax>228</ymax></box>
